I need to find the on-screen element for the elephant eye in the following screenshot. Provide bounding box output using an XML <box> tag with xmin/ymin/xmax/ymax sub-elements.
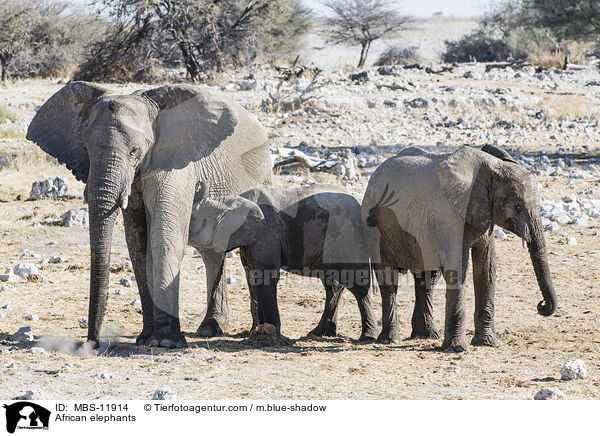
<box><xmin>514</xmin><ymin>204</ymin><xmax>523</xmax><ymax>214</ymax></box>
<box><xmin>129</xmin><ymin>146</ymin><xmax>140</xmax><ymax>158</ymax></box>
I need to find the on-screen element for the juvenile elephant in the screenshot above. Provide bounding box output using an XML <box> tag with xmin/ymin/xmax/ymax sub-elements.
<box><xmin>27</xmin><ymin>82</ymin><xmax>272</xmax><ymax>348</ymax></box>
<box><xmin>188</xmin><ymin>184</ymin><xmax>379</xmax><ymax>341</ymax></box>
<box><xmin>362</xmin><ymin>145</ymin><xmax>557</xmax><ymax>351</ymax></box>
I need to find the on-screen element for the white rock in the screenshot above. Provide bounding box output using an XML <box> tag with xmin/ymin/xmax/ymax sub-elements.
<box><xmin>130</xmin><ymin>299</ymin><xmax>141</xmax><ymax>307</ymax></box>
<box><xmin>29</xmin><ymin>176</ymin><xmax>68</xmax><ymax>200</ymax></box>
<box><xmin>62</xmin><ymin>208</ymin><xmax>89</xmax><ymax>227</ymax></box>
<box><xmin>152</xmin><ymin>387</ymin><xmax>176</xmax><ymax>400</ymax></box>
<box><xmin>560</xmin><ymin>359</ymin><xmax>588</xmax><ymax>380</ymax></box>
<box><xmin>29</xmin><ymin>347</ymin><xmax>47</xmax><ymax>354</ymax></box>
<box><xmin>79</xmin><ymin>317</ymin><xmax>88</xmax><ymax>328</ymax></box>
<box><xmin>11</xmin><ymin>327</ymin><xmax>34</xmax><ymax>342</ymax></box>
<box><xmin>566</xmin><ymin>236</ymin><xmax>578</xmax><ymax>245</ymax></box>
<box><xmin>574</xmin><ymin>216</ymin><xmax>588</xmax><ymax>226</ymax></box>
<box><xmin>100</xmin><ymin>373</ymin><xmax>113</xmax><ymax>379</ymax></box>
<box><xmin>14</xmin><ymin>263</ymin><xmax>39</xmax><ymax>279</ymax></box>
<box><xmin>0</xmin><ymin>284</ymin><xmax>15</xmax><ymax>291</ymax></box>
<box><xmin>49</xmin><ymin>256</ymin><xmax>67</xmax><ymax>264</ymax></box>
<box><xmin>0</xmin><ymin>273</ymin><xmax>20</xmax><ymax>283</ymax></box>
<box><xmin>562</xmin><ymin>194</ymin><xmax>576</xmax><ymax>203</ymax></box>
<box><xmin>546</xmin><ymin>222</ymin><xmax>559</xmax><ymax>232</ymax></box>
<box><xmin>24</xmin><ymin>313</ymin><xmax>39</xmax><ymax>321</ymax></box>
<box><xmin>114</xmin><ymin>288</ymin><xmax>128</xmax><ymax>295</ymax></box>
<box><xmin>494</xmin><ymin>228</ymin><xmax>508</xmax><ymax>239</ymax></box>
<box><xmin>534</xmin><ymin>387</ymin><xmax>565</xmax><ymax>400</ymax></box>
<box><xmin>24</xmin><ymin>389</ymin><xmax>44</xmax><ymax>400</ymax></box>
<box><xmin>119</xmin><ymin>278</ymin><xmax>133</xmax><ymax>287</ymax></box>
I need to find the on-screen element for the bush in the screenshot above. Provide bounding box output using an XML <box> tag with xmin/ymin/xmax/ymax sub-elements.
<box><xmin>443</xmin><ymin>29</ymin><xmax>524</xmax><ymax>63</ymax></box>
<box><xmin>375</xmin><ymin>45</ymin><xmax>420</xmax><ymax>65</ymax></box>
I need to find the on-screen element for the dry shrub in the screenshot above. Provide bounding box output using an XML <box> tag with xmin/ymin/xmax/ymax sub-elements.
<box><xmin>541</xmin><ymin>95</ymin><xmax>593</xmax><ymax>119</ymax></box>
<box><xmin>0</xmin><ymin>104</ymin><xmax>17</xmax><ymax>123</ymax></box>
<box><xmin>531</xmin><ymin>41</ymin><xmax>593</xmax><ymax>68</ymax></box>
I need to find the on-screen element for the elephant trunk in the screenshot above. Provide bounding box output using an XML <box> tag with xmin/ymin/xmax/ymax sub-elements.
<box><xmin>86</xmin><ymin>156</ymin><xmax>127</xmax><ymax>345</ymax></box>
<box><xmin>526</xmin><ymin>219</ymin><xmax>557</xmax><ymax>316</ymax></box>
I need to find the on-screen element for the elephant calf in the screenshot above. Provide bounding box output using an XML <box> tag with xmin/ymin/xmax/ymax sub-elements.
<box><xmin>188</xmin><ymin>184</ymin><xmax>379</xmax><ymax>341</ymax></box>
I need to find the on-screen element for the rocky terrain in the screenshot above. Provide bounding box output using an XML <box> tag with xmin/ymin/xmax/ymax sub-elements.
<box><xmin>0</xmin><ymin>58</ymin><xmax>599</xmax><ymax>399</ymax></box>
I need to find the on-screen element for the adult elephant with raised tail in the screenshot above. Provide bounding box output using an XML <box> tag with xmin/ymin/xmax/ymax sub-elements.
<box><xmin>27</xmin><ymin>82</ymin><xmax>272</xmax><ymax>348</ymax></box>
<box><xmin>362</xmin><ymin>145</ymin><xmax>557</xmax><ymax>352</ymax></box>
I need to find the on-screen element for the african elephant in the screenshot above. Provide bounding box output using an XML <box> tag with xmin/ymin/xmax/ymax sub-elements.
<box><xmin>362</xmin><ymin>145</ymin><xmax>557</xmax><ymax>351</ymax></box>
<box><xmin>26</xmin><ymin>82</ymin><xmax>272</xmax><ymax>348</ymax></box>
<box><xmin>188</xmin><ymin>184</ymin><xmax>379</xmax><ymax>341</ymax></box>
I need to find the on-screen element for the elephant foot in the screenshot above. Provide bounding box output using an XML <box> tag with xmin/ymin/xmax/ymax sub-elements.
<box><xmin>377</xmin><ymin>328</ymin><xmax>399</xmax><ymax>344</ymax></box>
<box><xmin>471</xmin><ymin>331</ymin><xmax>503</xmax><ymax>347</ymax></box>
<box><xmin>358</xmin><ymin>326</ymin><xmax>379</xmax><ymax>343</ymax></box>
<box><xmin>410</xmin><ymin>326</ymin><xmax>441</xmax><ymax>340</ymax></box>
<box><xmin>197</xmin><ymin>317</ymin><xmax>225</xmax><ymax>338</ymax></box>
<box><xmin>441</xmin><ymin>337</ymin><xmax>468</xmax><ymax>353</ymax></box>
<box><xmin>308</xmin><ymin>320</ymin><xmax>337</xmax><ymax>337</ymax></box>
<box><xmin>135</xmin><ymin>327</ymin><xmax>154</xmax><ymax>346</ymax></box>
<box><xmin>147</xmin><ymin>327</ymin><xmax>187</xmax><ymax>348</ymax></box>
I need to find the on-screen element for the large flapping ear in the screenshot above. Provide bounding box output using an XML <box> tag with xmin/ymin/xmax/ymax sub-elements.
<box><xmin>481</xmin><ymin>144</ymin><xmax>518</xmax><ymax>164</ymax></box>
<box><xmin>26</xmin><ymin>81</ymin><xmax>110</xmax><ymax>182</ymax></box>
<box><xmin>141</xmin><ymin>85</ymin><xmax>268</xmax><ymax>173</ymax></box>
<box><xmin>436</xmin><ymin>146</ymin><xmax>492</xmax><ymax>220</ymax></box>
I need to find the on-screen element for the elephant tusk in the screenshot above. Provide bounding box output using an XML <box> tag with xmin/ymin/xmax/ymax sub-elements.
<box><xmin>121</xmin><ymin>195</ymin><xmax>129</xmax><ymax>210</ymax></box>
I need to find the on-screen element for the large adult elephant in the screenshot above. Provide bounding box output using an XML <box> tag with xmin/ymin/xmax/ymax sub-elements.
<box><xmin>27</xmin><ymin>82</ymin><xmax>272</xmax><ymax>348</ymax></box>
<box><xmin>362</xmin><ymin>145</ymin><xmax>557</xmax><ymax>352</ymax></box>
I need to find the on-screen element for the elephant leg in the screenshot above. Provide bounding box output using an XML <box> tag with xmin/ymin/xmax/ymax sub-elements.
<box><xmin>143</xmin><ymin>172</ymin><xmax>194</xmax><ymax>348</ymax></box>
<box><xmin>348</xmin><ymin>281</ymin><xmax>379</xmax><ymax>342</ymax></box>
<box><xmin>471</xmin><ymin>234</ymin><xmax>503</xmax><ymax>347</ymax></box>
<box><xmin>441</xmin><ymin>253</ymin><xmax>469</xmax><ymax>352</ymax></box>
<box><xmin>122</xmin><ymin>183</ymin><xmax>154</xmax><ymax>345</ymax></box>
<box><xmin>197</xmin><ymin>249</ymin><xmax>228</xmax><ymax>337</ymax></box>
<box><xmin>374</xmin><ymin>264</ymin><xmax>400</xmax><ymax>344</ymax></box>
<box><xmin>309</xmin><ymin>279</ymin><xmax>344</xmax><ymax>338</ymax></box>
<box><xmin>411</xmin><ymin>270</ymin><xmax>441</xmax><ymax>339</ymax></box>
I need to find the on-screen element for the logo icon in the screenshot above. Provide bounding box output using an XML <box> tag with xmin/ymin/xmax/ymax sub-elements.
<box><xmin>3</xmin><ymin>402</ymin><xmax>51</xmax><ymax>433</ymax></box>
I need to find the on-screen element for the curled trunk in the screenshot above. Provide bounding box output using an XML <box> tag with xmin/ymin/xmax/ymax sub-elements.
<box><xmin>527</xmin><ymin>221</ymin><xmax>557</xmax><ymax>316</ymax></box>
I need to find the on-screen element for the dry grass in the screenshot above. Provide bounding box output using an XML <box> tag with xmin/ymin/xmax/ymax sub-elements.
<box><xmin>531</xmin><ymin>41</ymin><xmax>594</xmax><ymax>69</ymax></box>
<box><xmin>0</xmin><ymin>104</ymin><xmax>18</xmax><ymax>123</ymax></box>
<box><xmin>540</xmin><ymin>95</ymin><xmax>594</xmax><ymax>120</ymax></box>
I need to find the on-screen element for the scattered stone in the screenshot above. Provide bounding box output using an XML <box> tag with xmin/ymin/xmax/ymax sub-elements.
<box><xmin>562</xmin><ymin>194</ymin><xmax>576</xmax><ymax>203</ymax></box>
<box><xmin>24</xmin><ymin>313</ymin><xmax>39</xmax><ymax>321</ymax></box>
<box><xmin>119</xmin><ymin>278</ymin><xmax>133</xmax><ymax>287</ymax></box>
<box><xmin>566</xmin><ymin>236</ymin><xmax>578</xmax><ymax>245</ymax></box>
<box><xmin>560</xmin><ymin>359</ymin><xmax>587</xmax><ymax>380</ymax></box>
<box><xmin>226</xmin><ymin>276</ymin><xmax>239</xmax><ymax>284</ymax></box>
<box><xmin>49</xmin><ymin>256</ymin><xmax>67</xmax><ymax>264</ymax></box>
<box><xmin>366</xmin><ymin>98</ymin><xmax>377</xmax><ymax>108</ymax></box>
<box><xmin>14</xmin><ymin>263</ymin><xmax>39</xmax><ymax>279</ymax></box>
<box><xmin>377</xmin><ymin>65</ymin><xmax>399</xmax><ymax>76</ymax></box>
<box><xmin>446</xmin><ymin>366</ymin><xmax>461</xmax><ymax>374</ymax></box>
<box><xmin>2</xmin><ymin>303</ymin><xmax>13</xmax><ymax>311</ymax></box>
<box><xmin>29</xmin><ymin>176</ymin><xmax>68</xmax><ymax>200</ymax></box>
<box><xmin>405</xmin><ymin>97</ymin><xmax>428</xmax><ymax>109</ymax></box>
<box><xmin>79</xmin><ymin>318</ymin><xmax>88</xmax><ymax>328</ymax></box>
<box><xmin>0</xmin><ymin>155</ymin><xmax>8</xmax><ymax>168</ymax></box>
<box><xmin>29</xmin><ymin>347</ymin><xmax>47</xmax><ymax>354</ymax></box>
<box><xmin>21</xmin><ymin>249</ymin><xmax>41</xmax><ymax>259</ymax></box>
<box><xmin>100</xmin><ymin>373</ymin><xmax>113</xmax><ymax>379</ymax></box>
<box><xmin>130</xmin><ymin>299</ymin><xmax>141</xmax><ymax>307</ymax></box>
<box><xmin>493</xmin><ymin>228</ymin><xmax>508</xmax><ymax>239</ymax></box>
<box><xmin>349</xmin><ymin>71</ymin><xmax>368</xmax><ymax>83</ymax></box>
<box><xmin>226</xmin><ymin>251</ymin><xmax>236</xmax><ymax>258</ymax></box>
<box><xmin>23</xmin><ymin>389</ymin><xmax>44</xmax><ymax>401</ymax></box>
<box><xmin>152</xmin><ymin>387</ymin><xmax>176</xmax><ymax>400</ymax></box>
<box><xmin>383</xmin><ymin>99</ymin><xmax>397</xmax><ymax>108</ymax></box>
<box><xmin>62</xmin><ymin>208</ymin><xmax>89</xmax><ymax>227</ymax></box>
<box><xmin>114</xmin><ymin>288</ymin><xmax>128</xmax><ymax>295</ymax></box>
<box><xmin>534</xmin><ymin>387</ymin><xmax>565</xmax><ymax>400</ymax></box>
<box><xmin>11</xmin><ymin>327</ymin><xmax>34</xmax><ymax>342</ymax></box>
<box><xmin>0</xmin><ymin>284</ymin><xmax>15</xmax><ymax>291</ymax></box>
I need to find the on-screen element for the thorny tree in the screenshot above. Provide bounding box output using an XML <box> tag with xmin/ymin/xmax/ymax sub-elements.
<box><xmin>94</xmin><ymin>0</ymin><xmax>311</xmax><ymax>82</ymax></box>
<box><xmin>321</xmin><ymin>0</ymin><xmax>411</xmax><ymax>68</ymax></box>
<box><xmin>0</xmin><ymin>0</ymin><xmax>34</xmax><ymax>82</ymax></box>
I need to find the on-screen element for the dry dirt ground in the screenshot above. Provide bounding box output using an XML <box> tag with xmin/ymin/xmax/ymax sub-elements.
<box><xmin>0</xmin><ymin>67</ymin><xmax>599</xmax><ymax>400</ymax></box>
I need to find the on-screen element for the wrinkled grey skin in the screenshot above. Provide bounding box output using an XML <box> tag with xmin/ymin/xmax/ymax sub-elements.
<box><xmin>26</xmin><ymin>82</ymin><xmax>272</xmax><ymax>348</ymax></box>
<box><xmin>188</xmin><ymin>184</ymin><xmax>379</xmax><ymax>341</ymax></box>
<box><xmin>362</xmin><ymin>145</ymin><xmax>557</xmax><ymax>352</ymax></box>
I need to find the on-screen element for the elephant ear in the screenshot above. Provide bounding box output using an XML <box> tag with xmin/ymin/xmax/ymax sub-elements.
<box><xmin>213</xmin><ymin>197</ymin><xmax>266</xmax><ymax>253</ymax></box>
<box><xmin>481</xmin><ymin>144</ymin><xmax>518</xmax><ymax>164</ymax></box>
<box><xmin>141</xmin><ymin>85</ymin><xmax>268</xmax><ymax>175</ymax></box>
<box><xmin>26</xmin><ymin>81</ymin><xmax>110</xmax><ymax>183</ymax></box>
<box><xmin>436</xmin><ymin>146</ymin><xmax>490</xmax><ymax>221</ymax></box>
